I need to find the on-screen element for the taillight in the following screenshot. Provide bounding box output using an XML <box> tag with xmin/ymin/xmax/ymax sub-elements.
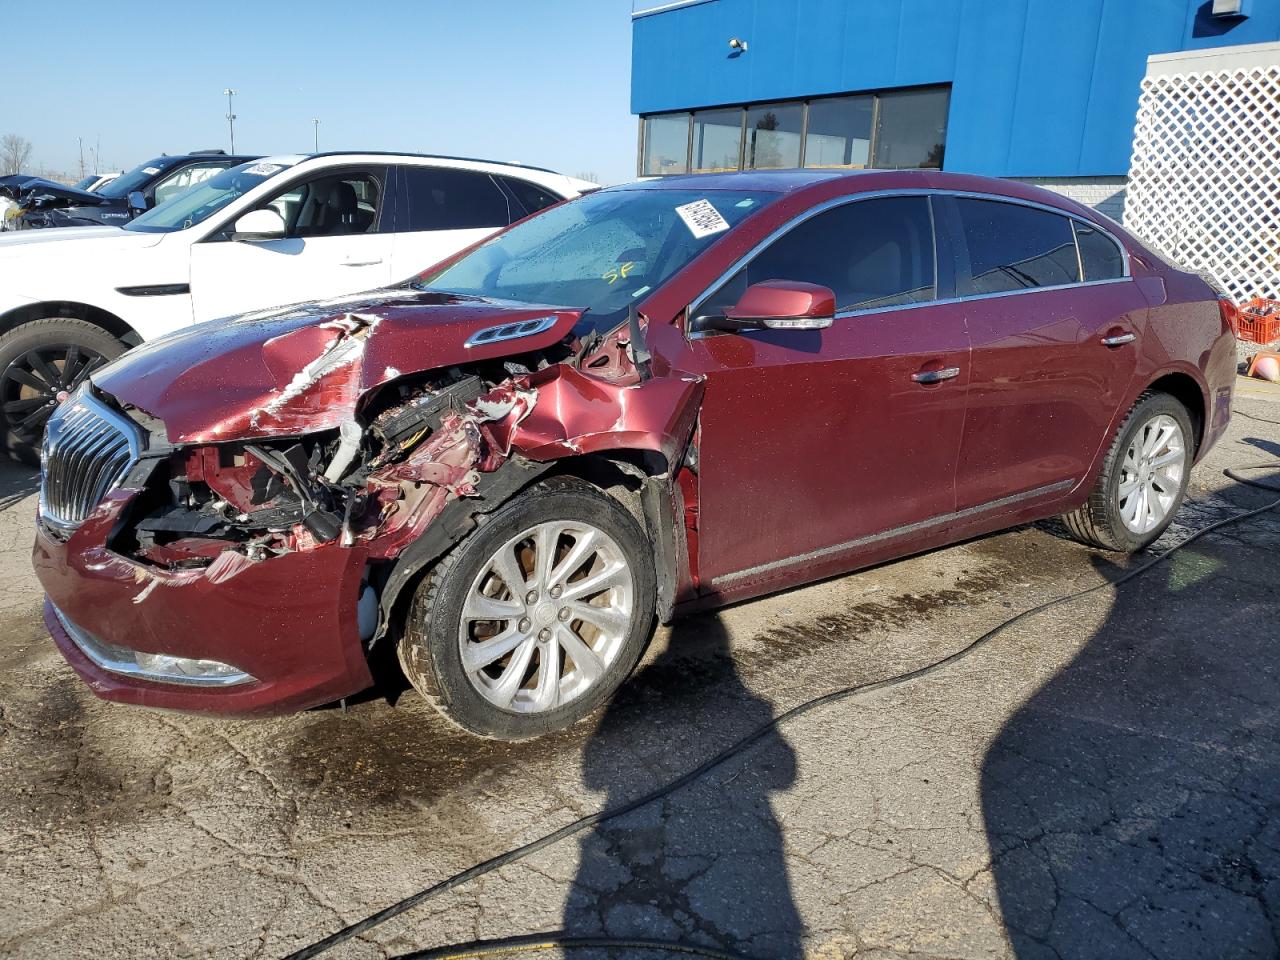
<box><xmin>1218</xmin><ymin>296</ymin><xmax>1240</xmax><ymax>337</ymax></box>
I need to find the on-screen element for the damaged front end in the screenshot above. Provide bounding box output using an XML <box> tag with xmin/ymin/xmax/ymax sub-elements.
<box><xmin>34</xmin><ymin>290</ymin><xmax>699</xmax><ymax>714</ymax></box>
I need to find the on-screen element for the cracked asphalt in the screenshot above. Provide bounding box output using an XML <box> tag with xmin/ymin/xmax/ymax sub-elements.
<box><xmin>2</xmin><ymin>379</ymin><xmax>1279</xmax><ymax>960</ymax></box>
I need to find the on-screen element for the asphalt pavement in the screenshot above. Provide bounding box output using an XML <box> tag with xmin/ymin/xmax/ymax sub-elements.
<box><xmin>1</xmin><ymin>380</ymin><xmax>1278</xmax><ymax>960</ymax></box>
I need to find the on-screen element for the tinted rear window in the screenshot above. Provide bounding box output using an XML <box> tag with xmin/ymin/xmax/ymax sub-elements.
<box><xmin>500</xmin><ymin>176</ymin><xmax>562</xmax><ymax>218</ymax></box>
<box><xmin>402</xmin><ymin>167</ymin><xmax>511</xmax><ymax>231</ymax></box>
<box><xmin>954</xmin><ymin>198</ymin><xmax>1079</xmax><ymax>294</ymax></box>
<box><xmin>1074</xmin><ymin>222</ymin><xmax>1125</xmax><ymax>281</ymax></box>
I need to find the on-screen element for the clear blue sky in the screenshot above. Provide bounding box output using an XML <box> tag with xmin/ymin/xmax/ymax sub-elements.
<box><xmin>6</xmin><ymin>0</ymin><xmax>637</xmax><ymax>185</ymax></box>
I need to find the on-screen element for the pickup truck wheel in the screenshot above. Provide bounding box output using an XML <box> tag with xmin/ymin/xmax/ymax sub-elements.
<box><xmin>399</xmin><ymin>476</ymin><xmax>657</xmax><ymax>740</ymax></box>
<box><xmin>1061</xmin><ymin>391</ymin><xmax>1193</xmax><ymax>553</ymax></box>
<box><xmin>0</xmin><ymin>318</ymin><xmax>123</xmax><ymax>465</ymax></box>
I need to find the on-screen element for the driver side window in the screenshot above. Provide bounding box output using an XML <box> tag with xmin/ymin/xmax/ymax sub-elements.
<box><xmin>261</xmin><ymin>170</ymin><xmax>384</xmax><ymax>239</ymax></box>
<box><xmin>700</xmin><ymin>195</ymin><xmax>937</xmax><ymax>318</ymax></box>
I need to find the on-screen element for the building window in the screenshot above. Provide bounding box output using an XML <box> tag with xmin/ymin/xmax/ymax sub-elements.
<box><xmin>691</xmin><ymin>108</ymin><xmax>742</xmax><ymax>173</ymax></box>
<box><xmin>804</xmin><ymin>95</ymin><xmax>874</xmax><ymax>169</ymax></box>
<box><xmin>745</xmin><ymin>102</ymin><xmax>803</xmax><ymax>169</ymax></box>
<box><xmin>872</xmin><ymin>87</ymin><xmax>949</xmax><ymax>170</ymax></box>
<box><xmin>639</xmin><ymin>84</ymin><xmax>950</xmax><ymax>176</ymax></box>
<box><xmin>641</xmin><ymin>112</ymin><xmax>691</xmax><ymax>176</ymax></box>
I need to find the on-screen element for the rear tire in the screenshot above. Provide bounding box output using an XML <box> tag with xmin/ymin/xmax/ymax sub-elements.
<box><xmin>1061</xmin><ymin>391</ymin><xmax>1193</xmax><ymax>552</ymax></box>
<box><xmin>0</xmin><ymin>318</ymin><xmax>124</xmax><ymax>465</ymax></box>
<box><xmin>398</xmin><ymin>476</ymin><xmax>657</xmax><ymax>740</ymax></box>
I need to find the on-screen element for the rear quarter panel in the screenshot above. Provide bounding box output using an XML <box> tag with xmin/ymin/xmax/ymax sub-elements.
<box><xmin>1134</xmin><ymin>264</ymin><xmax>1235</xmax><ymax>460</ymax></box>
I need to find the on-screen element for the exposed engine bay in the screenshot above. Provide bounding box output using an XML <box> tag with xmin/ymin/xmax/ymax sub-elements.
<box><xmin>112</xmin><ymin>355</ymin><xmax>556</xmax><ymax>582</ymax></box>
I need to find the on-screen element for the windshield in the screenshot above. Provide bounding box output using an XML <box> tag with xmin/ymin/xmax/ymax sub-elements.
<box><xmin>96</xmin><ymin>158</ymin><xmax>174</xmax><ymax>199</ymax></box>
<box><xmin>72</xmin><ymin>175</ymin><xmax>98</xmax><ymax>191</ymax></box>
<box><xmin>419</xmin><ymin>187</ymin><xmax>776</xmax><ymax>334</ymax></box>
<box><xmin>124</xmin><ymin>160</ymin><xmax>296</xmax><ymax>234</ymax></box>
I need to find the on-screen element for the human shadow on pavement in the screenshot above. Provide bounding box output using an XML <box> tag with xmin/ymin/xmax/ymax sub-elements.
<box><xmin>982</xmin><ymin>485</ymin><xmax>1280</xmax><ymax>959</ymax></box>
<box><xmin>564</xmin><ymin>613</ymin><xmax>804</xmax><ymax>958</ymax></box>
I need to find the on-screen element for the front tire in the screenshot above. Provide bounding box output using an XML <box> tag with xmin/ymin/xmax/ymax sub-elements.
<box><xmin>1061</xmin><ymin>391</ymin><xmax>1193</xmax><ymax>552</ymax></box>
<box><xmin>398</xmin><ymin>476</ymin><xmax>657</xmax><ymax>740</ymax></box>
<box><xmin>0</xmin><ymin>318</ymin><xmax>123</xmax><ymax>465</ymax></box>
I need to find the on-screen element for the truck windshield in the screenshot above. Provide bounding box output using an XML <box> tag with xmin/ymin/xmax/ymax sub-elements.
<box><xmin>95</xmin><ymin>158</ymin><xmax>174</xmax><ymax>199</ymax></box>
<box><xmin>124</xmin><ymin>160</ymin><xmax>297</xmax><ymax>234</ymax></box>
<box><xmin>418</xmin><ymin>187</ymin><xmax>776</xmax><ymax>335</ymax></box>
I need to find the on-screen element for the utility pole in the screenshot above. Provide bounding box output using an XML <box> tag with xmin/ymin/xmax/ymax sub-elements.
<box><xmin>312</xmin><ymin>117</ymin><xmax>321</xmax><ymax>153</ymax></box>
<box><xmin>77</xmin><ymin>137</ymin><xmax>85</xmax><ymax>178</ymax></box>
<box><xmin>223</xmin><ymin>88</ymin><xmax>238</xmax><ymax>153</ymax></box>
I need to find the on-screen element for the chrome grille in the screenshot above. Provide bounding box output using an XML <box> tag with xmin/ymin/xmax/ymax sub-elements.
<box><xmin>39</xmin><ymin>390</ymin><xmax>142</xmax><ymax>534</ymax></box>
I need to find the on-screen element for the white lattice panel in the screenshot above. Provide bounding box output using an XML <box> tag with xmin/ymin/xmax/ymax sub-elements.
<box><xmin>1124</xmin><ymin>62</ymin><xmax>1280</xmax><ymax>303</ymax></box>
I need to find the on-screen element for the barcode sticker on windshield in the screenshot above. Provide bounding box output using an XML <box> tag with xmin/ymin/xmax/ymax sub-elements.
<box><xmin>675</xmin><ymin>199</ymin><xmax>730</xmax><ymax>239</ymax></box>
<box><xmin>243</xmin><ymin>162</ymin><xmax>284</xmax><ymax>177</ymax></box>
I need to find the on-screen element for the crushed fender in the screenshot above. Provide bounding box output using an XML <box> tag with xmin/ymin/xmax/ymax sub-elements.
<box><xmin>103</xmin><ymin>323</ymin><xmax>700</xmax><ymax>628</ymax></box>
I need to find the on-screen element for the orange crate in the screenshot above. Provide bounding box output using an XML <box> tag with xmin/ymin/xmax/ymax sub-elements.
<box><xmin>1237</xmin><ymin>297</ymin><xmax>1280</xmax><ymax>345</ymax></box>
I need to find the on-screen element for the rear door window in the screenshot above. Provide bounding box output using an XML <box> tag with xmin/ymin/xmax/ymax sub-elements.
<box><xmin>703</xmin><ymin>195</ymin><xmax>937</xmax><ymax>316</ymax></box>
<box><xmin>401</xmin><ymin>167</ymin><xmax>511</xmax><ymax>231</ymax></box>
<box><xmin>499</xmin><ymin>176</ymin><xmax>562</xmax><ymax>219</ymax></box>
<box><xmin>953</xmin><ymin>198</ymin><xmax>1080</xmax><ymax>294</ymax></box>
<box><xmin>1074</xmin><ymin>221</ymin><xmax>1125</xmax><ymax>281</ymax></box>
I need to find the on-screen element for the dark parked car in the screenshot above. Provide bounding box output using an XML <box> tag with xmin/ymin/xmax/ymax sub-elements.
<box><xmin>16</xmin><ymin>150</ymin><xmax>258</xmax><ymax>228</ymax></box>
<box><xmin>33</xmin><ymin>169</ymin><xmax>1236</xmax><ymax>737</ymax></box>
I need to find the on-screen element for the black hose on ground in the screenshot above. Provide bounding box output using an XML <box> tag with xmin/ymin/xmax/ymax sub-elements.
<box><xmin>394</xmin><ymin>933</ymin><xmax>757</xmax><ymax>959</ymax></box>
<box><xmin>1235</xmin><ymin>409</ymin><xmax>1280</xmax><ymax>428</ymax></box>
<box><xmin>287</xmin><ymin>463</ymin><xmax>1280</xmax><ymax>960</ymax></box>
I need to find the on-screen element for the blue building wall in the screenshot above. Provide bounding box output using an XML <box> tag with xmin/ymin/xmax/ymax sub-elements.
<box><xmin>631</xmin><ymin>0</ymin><xmax>1280</xmax><ymax>177</ymax></box>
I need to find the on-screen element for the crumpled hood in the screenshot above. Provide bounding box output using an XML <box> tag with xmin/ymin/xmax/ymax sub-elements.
<box><xmin>92</xmin><ymin>287</ymin><xmax>582</xmax><ymax>444</ymax></box>
<box><xmin>20</xmin><ymin>181</ymin><xmax>109</xmax><ymax>206</ymax></box>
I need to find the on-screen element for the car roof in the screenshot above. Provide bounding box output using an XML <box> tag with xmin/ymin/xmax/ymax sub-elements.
<box><xmin>615</xmin><ymin>168</ymin><xmax>855</xmax><ymax>193</ymax></box>
<box><xmin>145</xmin><ymin>153</ymin><xmax>261</xmax><ymax>166</ymax></box>
<box><xmin>300</xmin><ymin>151</ymin><xmax>561</xmax><ymax>175</ymax></box>
<box><xmin>605</xmin><ymin>168</ymin><xmax>1108</xmax><ymax>219</ymax></box>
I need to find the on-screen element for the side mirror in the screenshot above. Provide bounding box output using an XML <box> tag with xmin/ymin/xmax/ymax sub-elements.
<box><xmin>697</xmin><ymin>280</ymin><xmax>836</xmax><ymax>333</ymax></box>
<box><xmin>231</xmin><ymin>208</ymin><xmax>287</xmax><ymax>242</ymax></box>
<box><xmin>126</xmin><ymin>190</ymin><xmax>147</xmax><ymax>214</ymax></box>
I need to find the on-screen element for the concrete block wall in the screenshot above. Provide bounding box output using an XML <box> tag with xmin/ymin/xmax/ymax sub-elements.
<box><xmin>1011</xmin><ymin>176</ymin><xmax>1128</xmax><ymax>222</ymax></box>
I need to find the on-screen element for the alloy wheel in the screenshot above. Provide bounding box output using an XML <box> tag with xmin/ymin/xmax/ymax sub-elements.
<box><xmin>0</xmin><ymin>344</ymin><xmax>104</xmax><ymax>446</ymax></box>
<box><xmin>1117</xmin><ymin>413</ymin><xmax>1186</xmax><ymax>534</ymax></box>
<box><xmin>458</xmin><ymin>520</ymin><xmax>635</xmax><ymax>714</ymax></box>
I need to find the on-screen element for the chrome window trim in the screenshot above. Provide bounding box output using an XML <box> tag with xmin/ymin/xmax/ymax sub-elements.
<box><xmin>686</xmin><ymin>188</ymin><xmax>1133</xmax><ymax>338</ymax></box>
<box><xmin>710</xmin><ymin>478</ymin><xmax>1076</xmax><ymax>589</ymax></box>
<box><xmin>51</xmin><ymin>605</ymin><xmax>255</xmax><ymax>687</ymax></box>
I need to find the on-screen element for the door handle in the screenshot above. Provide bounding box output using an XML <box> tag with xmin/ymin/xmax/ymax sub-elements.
<box><xmin>342</xmin><ymin>258</ymin><xmax>383</xmax><ymax>267</ymax></box>
<box><xmin>1101</xmin><ymin>332</ymin><xmax>1136</xmax><ymax>347</ymax></box>
<box><xmin>911</xmin><ymin>366</ymin><xmax>961</xmax><ymax>384</ymax></box>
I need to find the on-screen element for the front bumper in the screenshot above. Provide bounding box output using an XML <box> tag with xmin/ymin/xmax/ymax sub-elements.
<box><xmin>33</xmin><ymin>490</ymin><xmax>375</xmax><ymax>716</ymax></box>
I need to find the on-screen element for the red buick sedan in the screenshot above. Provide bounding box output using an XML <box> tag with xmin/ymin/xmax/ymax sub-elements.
<box><xmin>33</xmin><ymin>170</ymin><xmax>1236</xmax><ymax>738</ymax></box>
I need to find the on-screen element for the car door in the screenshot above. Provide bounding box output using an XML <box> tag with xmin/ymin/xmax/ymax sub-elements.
<box><xmin>388</xmin><ymin>166</ymin><xmax>517</xmax><ymax>279</ymax></box>
<box><xmin>689</xmin><ymin>194</ymin><xmax>971</xmax><ymax>590</ymax></box>
<box><xmin>941</xmin><ymin>196</ymin><xmax>1143</xmax><ymax>512</ymax></box>
<box><xmin>188</xmin><ymin>166</ymin><xmax>393</xmax><ymax>321</ymax></box>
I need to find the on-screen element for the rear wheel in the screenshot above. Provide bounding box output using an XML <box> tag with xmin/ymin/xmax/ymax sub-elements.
<box><xmin>398</xmin><ymin>477</ymin><xmax>657</xmax><ymax>739</ymax></box>
<box><xmin>1061</xmin><ymin>391</ymin><xmax>1193</xmax><ymax>552</ymax></box>
<box><xmin>0</xmin><ymin>318</ymin><xmax>123</xmax><ymax>465</ymax></box>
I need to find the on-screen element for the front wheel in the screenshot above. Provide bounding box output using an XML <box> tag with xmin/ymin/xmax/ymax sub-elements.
<box><xmin>0</xmin><ymin>318</ymin><xmax>124</xmax><ymax>465</ymax></box>
<box><xmin>1061</xmin><ymin>391</ymin><xmax>1193</xmax><ymax>552</ymax></box>
<box><xmin>398</xmin><ymin>477</ymin><xmax>657</xmax><ymax>740</ymax></box>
